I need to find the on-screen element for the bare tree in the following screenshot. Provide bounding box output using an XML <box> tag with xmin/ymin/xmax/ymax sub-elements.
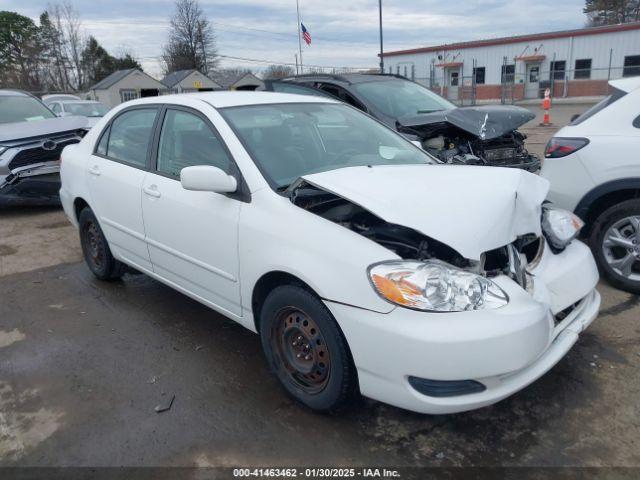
<box><xmin>162</xmin><ymin>0</ymin><xmax>218</xmax><ymax>75</ymax></box>
<box><xmin>40</xmin><ymin>2</ymin><xmax>86</xmax><ymax>91</ymax></box>
<box><xmin>584</xmin><ymin>0</ymin><xmax>640</xmax><ymax>25</ymax></box>
<box><xmin>263</xmin><ymin>64</ymin><xmax>295</xmax><ymax>79</ymax></box>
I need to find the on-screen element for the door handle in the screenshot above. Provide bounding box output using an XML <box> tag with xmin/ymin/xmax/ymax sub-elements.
<box><xmin>88</xmin><ymin>166</ymin><xmax>101</xmax><ymax>176</ymax></box>
<box><xmin>143</xmin><ymin>185</ymin><xmax>161</xmax><ymax>198</ymax></box>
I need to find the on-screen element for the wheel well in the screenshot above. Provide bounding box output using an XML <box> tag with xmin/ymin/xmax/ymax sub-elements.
<box><xmin>73</xmin><ymin>197</ymin><xmax>89</xmax><ymax>222</ymax></box>
<box><xmin>251</xmin><ymin>271</ymin><xmax>316</xmax><ymax>332</ymax></box>
<box><xmin>582</xmin><ymin>189</ymin><xmax>640</xmax><ymax>236</ymax></box>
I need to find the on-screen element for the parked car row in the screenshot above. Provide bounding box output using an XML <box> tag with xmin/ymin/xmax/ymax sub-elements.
<box><xmin>1</xmin><ymin>74</ymin><xmax>638</xmax><ymax>415</ymax></box>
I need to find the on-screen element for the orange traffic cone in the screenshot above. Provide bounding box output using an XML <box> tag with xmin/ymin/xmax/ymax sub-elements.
<box><xmin>540</xmin><ymin>88</ymin><xmax>553</xmax><ymax>126</ymax></box>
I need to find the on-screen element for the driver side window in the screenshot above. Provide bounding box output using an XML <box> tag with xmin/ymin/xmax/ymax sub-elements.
<box><xmin>157</xmin><ymin>109</ymin><xmax>232</xmax><ymax>179</ymax></box>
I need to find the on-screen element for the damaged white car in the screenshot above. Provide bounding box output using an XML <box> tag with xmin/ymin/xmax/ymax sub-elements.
<box><xmin>60</xmin><ymin>92</ymin><xmax>600</xmax><ymax>414</ymax></box>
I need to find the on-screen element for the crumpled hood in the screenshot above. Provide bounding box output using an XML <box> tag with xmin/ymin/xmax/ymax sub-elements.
<box><xmin>0</xmin><ymin>116</ymin><xmax>88</xmax><ymax>144</ymax></box>
<box><xmin>301</xmin><ymin>164</ymin><xmax>550</xmax><ymax>260</ymax></box>
<box><xmin>398</xmin><ymin>105</ymin><xmax>535</xmax><ymax>141</ymax></box>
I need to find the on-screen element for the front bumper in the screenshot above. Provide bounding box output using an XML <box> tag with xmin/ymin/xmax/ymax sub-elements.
<box><xmin>326</xmin><ymin>240</ymin><xmax>600</xmax><ymax>414</ymax></box>
<box><xmin>0</xmin><ymin>172</ymin><xmax>61</xmax><ymax>206</ymax></box>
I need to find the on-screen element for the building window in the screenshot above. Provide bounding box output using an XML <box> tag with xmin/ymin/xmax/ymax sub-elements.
<box><xmin>120</xmin><ymin>90</ymin><xmax>138</xmax><ymax>103</ymax></box>
<box><xmin>388</xmin><ymin>66</ymin><xmax>392</xmax><ymax>74</ymax></box>
<box><xmin>623</xmin><ymin>55</ymin><xmax>640</xmax><ymax>77</ymax></box>
<box><xmin>396</xmin><ymin>65</ymin><xmax>400</xmax><ymax>75</ymax></box>
<box><xmin>473</xmin><ymin>67</ymin><xmax>486</xmax><ymax>84</ymax></box>
<box><xmin>403</xmin><ymin>66</ymin><xmax>408</xmax><ymax>78</ymax></box>
<box><xmin>550</xmin><ymin>61</ymin><xmax>566</xmax><ymax>80</ymax></box>
<box><xmin>501</xmin><ymin>64</ymin><xmax>515</xmax><ymax>83</ymax></box>
<box><xmin>574</xmin><ymin>59</ymin><xmax>592</xmax><ymax>79</ymax></box>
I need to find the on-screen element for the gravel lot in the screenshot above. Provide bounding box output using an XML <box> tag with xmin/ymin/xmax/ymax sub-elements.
<box><xmin>1</xmin><ymin>103</ymin><xmax>639</xmax><ymax>470</ymax></box>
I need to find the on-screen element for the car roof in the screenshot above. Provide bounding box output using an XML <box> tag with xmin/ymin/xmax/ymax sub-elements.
<box><xmin>0</xmin><ymin>89</ymin><xmax>31</xmax><ymax>97</ymax></box>
<box><xmin>609</xmin><ymin>76</ymin><xmax>640</xmax><ymax>93</ymax></box>
<box><xmin>59</xmin><ymin>100</ymin><xmax>101</xmax><ymax>104</ymax></box>
<box><xmin>126</xmin><ymin>91</ymin><xmax>340</xmax><ymax>109</ymax></box>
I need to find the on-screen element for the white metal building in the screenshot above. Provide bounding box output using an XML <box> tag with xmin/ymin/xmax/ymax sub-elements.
<box><xmin>382</xmin><ymin>22</ymin><xmax>640</xmax><ymax>102</ymax></box>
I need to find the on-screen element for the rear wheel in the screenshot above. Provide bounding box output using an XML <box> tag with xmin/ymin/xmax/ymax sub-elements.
<box><xmin>589</xmin><ymin>199</ymin><xmax>640</xmax><ymax>294</ymax></box>
<box><xmin>78</xmin><ymin>207</ymin><xmax>126</xmax><ymax>281</ymax></box>
<box><xmin>259</xmin><ymin>285</ymin><xmax>358</xmax><ymax>413</ymax></box>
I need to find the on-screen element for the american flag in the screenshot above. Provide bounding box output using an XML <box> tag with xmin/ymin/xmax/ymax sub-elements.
<box><xmin>301</xmin><ymin>23</ymin><xmax>312</xmax><ymax>46</ymax></box>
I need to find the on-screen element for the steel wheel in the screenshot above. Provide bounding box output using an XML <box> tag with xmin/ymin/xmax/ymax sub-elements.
<box><xmin>82</xmin><ymin>218</ymin><xmax>106</xmax><ymax>270</ymax></box>
<box><xmin>271</xmin><ymin>307</ymin><xmax>331</xmax><ymax>395</ymax></box>
<box><xmin>602</xmin><ymin>215</ymin><xmax>640</xmax><ymax>282</ymax></box>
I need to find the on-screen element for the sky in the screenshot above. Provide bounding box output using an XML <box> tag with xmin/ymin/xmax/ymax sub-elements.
<box><xmin>3</xmin><ymin>0</ymin><xmax>587</xmax><ymax>78</ymax></box>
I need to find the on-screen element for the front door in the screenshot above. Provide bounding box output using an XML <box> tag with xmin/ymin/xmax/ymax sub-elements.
<box><xmin>525</xmin><ymin>63</ymin><xmax>541</xmax><ymax>99</ymax></box>
<box><xmin>141</xmin><ymin>107</ymin><xmax>242</xmax><ymax>316</ymax></box>
<box><xmin>446</xmin><ymin>68</ymin><xmax>460</xmax><ymax>101</ymax></box>
<box><xmin>88</xmin><ymin>107</ymin><xmax>159</xmax><ymax>271</ymax></box>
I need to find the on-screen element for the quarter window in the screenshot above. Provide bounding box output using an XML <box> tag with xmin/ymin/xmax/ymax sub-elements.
<box><xmin>96</xmin><ymin>125</ymin><xmax>110</xmax><ymax>155</ymax></box>
<box><xmin>106</xmin><ymin>108</ymin><xmax>158</xmax><ymax>167</ymax></box>
<box><xmin>157</xmin><ymin>109</ymin><xmax>232</xmax><ymax>178</ymax></box>
<box><xmin>50</xmin><ymin>103</ymin><xmax>61</xmax><ymax>113</ymax></box>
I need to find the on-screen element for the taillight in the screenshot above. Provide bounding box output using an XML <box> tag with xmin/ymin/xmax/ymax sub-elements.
<box><xmin>544</xmin><ymin>137</ymin><xmax>589</xmax><ymax>158</ymax></box>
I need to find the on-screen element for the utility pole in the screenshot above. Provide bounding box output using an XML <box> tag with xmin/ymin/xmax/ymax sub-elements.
<box><xmin>296</xmin><ymin>0</ymin><xmax>304</xmax><ymax>74</ymax></box>
<box><xmin>378</xmin><ymin>0</ymin><xmax>384</xmax><ymax>73</ymax></box>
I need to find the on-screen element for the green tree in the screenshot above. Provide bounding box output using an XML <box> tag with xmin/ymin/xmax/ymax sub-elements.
<box><xmin>0</xmin><ymin>11</ymin><xmax>44</xmax><ymax>89</ymax></box>
<box><xmin>584</xmin><ymin>0</ymin><xmax>640</xmax><ymax>25</ymax></box>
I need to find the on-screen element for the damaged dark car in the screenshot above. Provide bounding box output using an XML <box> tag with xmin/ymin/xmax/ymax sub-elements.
<box><xmin>273</xmin><ymin>73</ymin><xmax>540</xmax><ymax>172</ymax></box>
<box><xmin>0</xmin><ymin>90</ymin><xmax>87</xmax><ymax>206</ymax></box>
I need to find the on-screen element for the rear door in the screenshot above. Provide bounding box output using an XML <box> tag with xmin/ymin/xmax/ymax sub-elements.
<box><xmin>140</xmin><ymin>106</ymin><xmax>242</xmax><ymax>316</ymax></box>
<box><xmin>88</xmin><ymin>107</ymin><xmax>159</xmax><ymax>271</ymax></box>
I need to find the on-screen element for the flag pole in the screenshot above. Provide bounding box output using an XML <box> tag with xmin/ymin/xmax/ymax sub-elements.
<box><xmin>296</xmin><ymin>0</ymin><xmax>304</xmax><ymax>74</ymax></box>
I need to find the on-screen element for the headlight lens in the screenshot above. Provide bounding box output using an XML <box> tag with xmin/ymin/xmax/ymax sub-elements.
<box><xmin>542</xmin><ymin>206</ymin><xmax>584</xmax><ymax>249</ymax></box>
<box><xmin>0</xmin><ymin>146</ymin><xmax>8</xmax><ymax>156</ymax></box>
<box><xmin>369</xmin><ymin>261</ymin><xmax>509</xmax><ymax>312</ymax></box>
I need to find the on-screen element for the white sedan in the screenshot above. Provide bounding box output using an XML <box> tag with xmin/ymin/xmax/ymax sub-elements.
<box><xmin>60</xmin><ymin>92</ymin><xmax>600</xmax><ymax>414</ymax></box>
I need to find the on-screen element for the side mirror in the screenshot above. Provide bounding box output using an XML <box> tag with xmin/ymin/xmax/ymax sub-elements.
<box><xmin>57</xmin><ymin>111</ymin><xmax>73</xmax><ymax>117</ymax></box>
<box><xmin>180</xmin><ymin>165</ymin><xmax>237</xmax><ymax>194</ymax></box>
<box><xmin>570</xmin><ymin>113</ymin><xmax>580</xmax><ymax>123</ymax></box>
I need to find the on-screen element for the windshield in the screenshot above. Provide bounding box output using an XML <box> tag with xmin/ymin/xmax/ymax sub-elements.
<box><xmin>570</xmin><ymin>88</ymin><xmax>626</xmax><ymax>125</ymax></box>
<box><xmin>64</xmin><ymin>102</ymin><xmax>108</xmax><ymax>117</ymax></box>
<box><xmin>353</xmin><ymin>80</ymin><xmax>455</xmax><ymax>118</ymax></box>
<box><xmin>0</xmin><ymin>95</ymin><xmax>56</xmax><ymax>124</ymax></box>
<box><xmin>222</xmin><ymin>103</ymin><xmax>433</xmax><ymax>189</ymax></box>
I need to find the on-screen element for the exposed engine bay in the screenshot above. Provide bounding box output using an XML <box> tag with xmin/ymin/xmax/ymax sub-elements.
<box><xmin>398</xmin><ymin>105</ymin><xmax>541</xmax><ymax>173</ymax></box>
<box><xmin>290</xmin><ymin>181</ymin><xmax>543</xmax><ymax>286</ymax></box>
<box><xmin>420</xmin><ymin>129</ymin><xmax>540</xmax><ymax>172</ymax></box>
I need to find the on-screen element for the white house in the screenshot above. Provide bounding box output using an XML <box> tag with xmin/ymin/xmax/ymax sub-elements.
<box><xmin>161</xmin><ymin>69</ymin><xmax>221</xmax><ymax>93</ymax></box>
<box><xmin>382</xmin><ymin>22</ymin><xmax>640</xmax><ymax>102</ymax></box>
<box><xmin>87</xmin><ymin>69</ymin><xmax>168</xmax><ymax>109</ymax></box>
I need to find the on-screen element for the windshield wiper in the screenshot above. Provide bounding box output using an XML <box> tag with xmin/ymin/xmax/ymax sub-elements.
<box><xmin>416</xmin><ymin>109</ymin><xmax>439</xmax><ymax>114</ymax></box>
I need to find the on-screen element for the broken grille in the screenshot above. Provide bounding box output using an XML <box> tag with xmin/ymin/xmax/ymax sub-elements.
<box><xmin>9</xmin><ymin>137</ymin><xmax>80</xmax><ymax>170</ymax></box>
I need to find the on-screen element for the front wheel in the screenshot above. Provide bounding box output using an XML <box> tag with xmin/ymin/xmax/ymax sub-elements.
<box><xmin>590</xmin><ymin>199</ymin><xmax>640</xmax><ymax>294</ymax></box>
<box><xmin>259</xmin><ymin>285</ymin><xmax>358</xmax><ymax>413</ymax></box>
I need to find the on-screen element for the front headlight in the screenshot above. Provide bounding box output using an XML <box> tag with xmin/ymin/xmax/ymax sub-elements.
<box><xmin>542</xmin><ymin>205</ymin><xmax>584</xmax><ymax>250</ymax></box>
<box><xmin>0</xmin><ymin>146</ymin><xmax>8</xmax><ymax>156</ymax></box>
<box><xmin>368</xmin><ymin>260</ymin><xmax>509</xmax><ymax>312</ymax></box>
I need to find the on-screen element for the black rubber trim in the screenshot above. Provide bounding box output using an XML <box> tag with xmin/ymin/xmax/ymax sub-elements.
<box><xmin>408</xmin><ymin>376</ymin><xmax>486</xmax><ymax>398</ymax></box>
<box><xmin>574</xmin><ymin>178</ymin><xmax>640</xmax><ymax>220</ymax></box>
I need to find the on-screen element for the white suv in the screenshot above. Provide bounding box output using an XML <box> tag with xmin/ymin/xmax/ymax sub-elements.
<box><xmin>60</xmin><ymin>92</ymin><xmax>599</xmax><ymax>414</ymax></box>
<box><xmin>541</xmin><ymin>76</ymin><xmax>640</xmax><ymax>293</ymax></box>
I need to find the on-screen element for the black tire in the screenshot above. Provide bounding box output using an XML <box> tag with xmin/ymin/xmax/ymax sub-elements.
<box><xmin>259</xmin><ymin>285</ymin><xmax>359</xmax><ymax>413</ymax></box>
<box><xmin>589</xmin><ymin>199</ymin><xmax>640</xmax><ymax>294</ymax></box>
<box><xmin>78</xmin><ymin>207</ymin><xmax>126</xmax><ymax>281</ymax></box>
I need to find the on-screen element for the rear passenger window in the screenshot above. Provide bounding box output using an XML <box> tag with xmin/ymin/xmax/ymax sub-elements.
<box><xmin>157</xmin><ymin>109</ymin><xmax>232</xmax><ymax>178</ymax></box>
<box><xmin>106</xmin><ymin>108</ymin><xmax>157</xmax><ymax>167</ymax></box>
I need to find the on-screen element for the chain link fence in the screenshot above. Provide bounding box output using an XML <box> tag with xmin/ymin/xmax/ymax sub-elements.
<box><xmin>407</xmin><ymin>63</ymin><xmax>638</xmax><ymax>106</ymax></box>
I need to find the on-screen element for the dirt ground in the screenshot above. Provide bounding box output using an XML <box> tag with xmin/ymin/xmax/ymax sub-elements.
<box><xmin>1</xmin><ymin>103</ymin><xmax>639</xmax><ymax>471</ymax></box>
